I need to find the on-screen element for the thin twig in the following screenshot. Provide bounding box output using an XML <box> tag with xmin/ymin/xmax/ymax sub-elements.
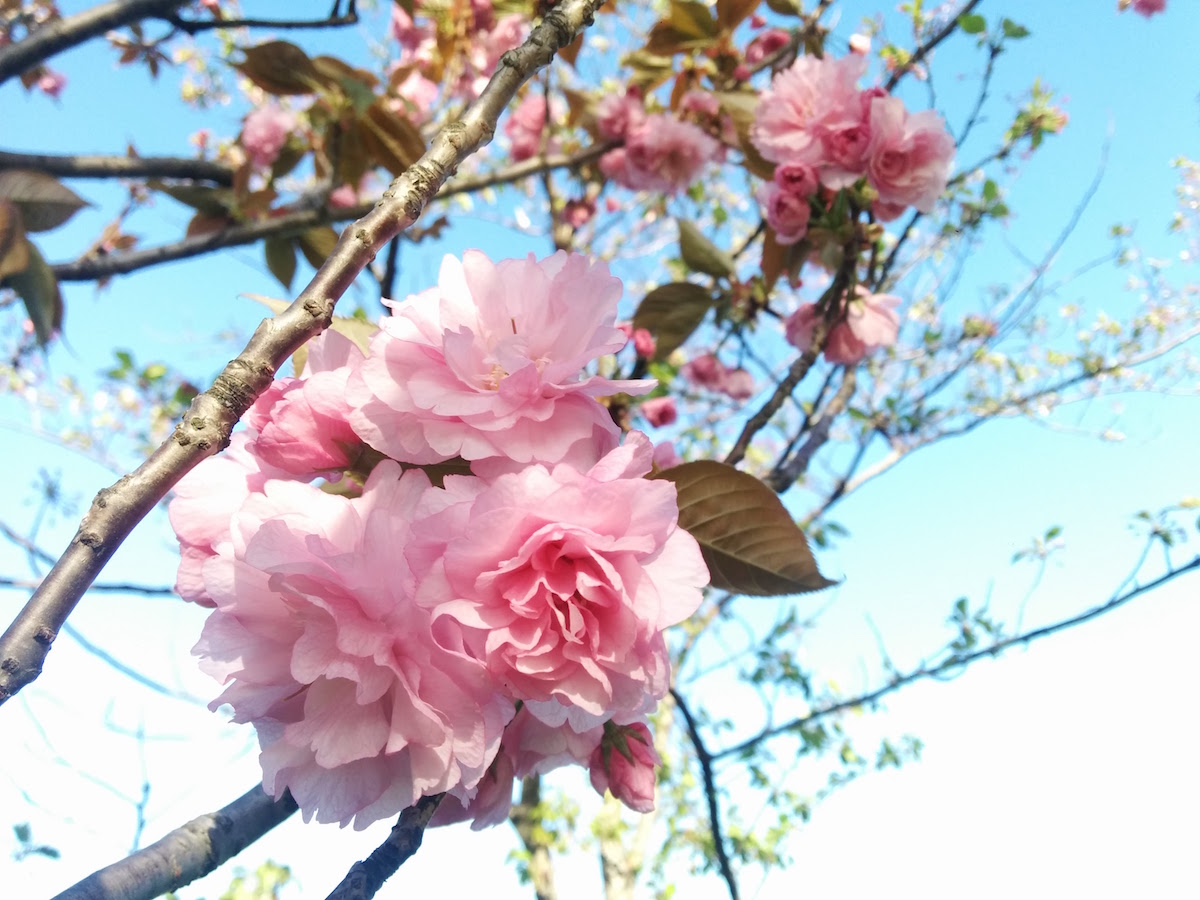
<box><xmin>884</xmin><ymin>0</ymin><xmax>985</xmax><ymax>92</ymax></box>
<box><xmin>0</xmin><ymin>149</ymin><xmax>233</xmax><ymax>185</ymax></box>
<box><xmin>50</xmin><ymin>142</ymin><xmax>616</xmax><ymax>283</ymax></box>
<box><xmin>671</xmin><ymin>688</ymin><xmax>739</xmax><ymax>900</ymax></box>
<box><xmin>715</xmin><ymin>553</ymin><xmax>1200</xmax><ymax>761</ymax></box>
<box><xmin>163</xmin><ymin>1</ymin><xmax>359</xmax><ymax>35</ymax></box>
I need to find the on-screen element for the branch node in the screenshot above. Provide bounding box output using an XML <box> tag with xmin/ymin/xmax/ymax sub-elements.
<box><xmin>33</xmin><ymin>626</ymin><xmax>55</xmax><ymax>645</ymax></box>
<box><xmin>78</xmin><ymin>532</ymin><xmax>103</xmax><ymax>552</ymax></box>
<box><xmin>1</xmin><ymin>657</ymin><xmax>19</xmax><ymax>673</ymax></box>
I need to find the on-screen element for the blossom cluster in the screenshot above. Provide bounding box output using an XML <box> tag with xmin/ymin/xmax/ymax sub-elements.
<box><xmin>170</xmin><ymin>251</ymin><xmax>709</xmax><ymax>828</ymax></box>
<box><xmin>752</xmin><ymin>53</ymin><xmax>956</xmax><ymax>240</ymax></box>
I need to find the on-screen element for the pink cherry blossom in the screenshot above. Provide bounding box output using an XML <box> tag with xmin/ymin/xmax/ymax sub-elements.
<box><xmin>242</xmin><ymin>104</ymin><xmax>296</xmax><ymax>168</ymax></box>
<box><xmin>784</xmin><ymin>288</ymin><xmax>901</xmax><ymax>366</ymax></box>
<box><xmin>721</xmin><ymin>367</ymin><xmax>756</xmax><ymax>401</ymax></box>
<box><xmin>603</xmin><ymin>115</ymin><xmax>719</xmax><ymax>195</ymax></box>
<box><xmin>168</xmin><ymin>432</ymin><xmax>288</xmax><ymax>607</ymax></box>
<box><xmin>751</xmin><ymin>54</ymin><xmax>868</xmax><ymax>169</ymax></box>
<box><xmin>348</xmin><ymin>251</ymin><xmax>651</xmax><ymax>470</ymax></box>
<box><xmin>563</xmin><ymin>198</ymin><xmax>595</xmax><ymax>228</ymax></box>
<box><xmin>744</xmin><ymin>28</ymin><xmax>790</xmax><ymax>67</ymax></box>
<box><xmin>865</xmin><ymin>96</ymin><xmax>955</xmax><ymax>214</ymax></box>
<box><xmin>757</xmin><ymin>181</ymin><xmax>811</xmax><ymax>245</ymax></box>
<box><xmin>1128</xmin><ymin>0</ymin><xmax>1166</xmax><ymax>16</ymax></box>
<box><xmin>430</xmin><ymin>750</ymin><xmax>515</xmax><ymax>831</ymax></box>
<box><xmin>595</xmin><ymin>89</ymin><xmax>646</xmax><ymax>141</ymax></box>
<box><xmin>411</xmin><ymin>433</ymin><xmax>708</xmax><ymax>728</ymax></box>
<box><xmin>589</xmin><ymin>721</ymin><xmax>660</xmax><ymax>814</ymax></box>
<box><xmin>632</xmin><ymin>328</ymin><xmax>656</xmax><ymax>358</ymax></box>
<box><xmin>774</xmin><ymin>161</ymin><xmax>819</xmax><ymax>197</ymax></box>
<box><xmin>195</xmin><ymin>464</ymin><xmax>513</xmax><ymax>829</ymax></box>
<box><xmin>243</xmin><ymin>330</ymin><xmax>365</xmax><ymax>476</ymax></box>
<box><xmin>641</xmin><ymin>396</ymin><xmax>677</xmax><ymax>428</ymax></box>
<box><xmin>505</xmin><ymin>93</ymin><xmax>552</xmax><ymax>161</ymax></box>
<box><xmin>502</xmin><ymin>705</ymin><xmax>603</xmax><ymax>779</ymax></box>
<box><xmin>652</xmin><ymin>441</ymin><xmax>682</xmax><ymax>470</ymax></box>
<box><xmin>392</xmin><ymin>69</ymin><xmax>439</xmax><ymax>123</ymax></box>
<box><xmin>681</xmin><ymin>353</ymin><xmax>729</xmax><ymax>391</ymax></box>
<box><xmin>37</xmin><ymin>68</ymin><xmax>66</xmax><ymax>98</ymax></box>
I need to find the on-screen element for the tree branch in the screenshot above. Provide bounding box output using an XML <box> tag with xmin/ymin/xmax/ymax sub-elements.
<box><xmin>884</xmin><ymin>0</ymin><xmax>984</xmax><ymax>92</ymax></box>
<box><xmin>670</xmin><ymin>688</ymin><xmax>739</xmax><ymax>900</ymax></box>
<box><xmin>0</xmin><ymin>0</ymin><xmax>611</xmax><ymax>706</ymax></box>
<box><xmin>324</xmin><ymin>794</ymin><xmax>443</xmax><ymax>900</ymax></box>
<box><xmin>0</xmin><ymin>149</ymin><xmax>233</xmax><ymax>185</ymax></box>
<box><xmin>0</xmin><ymin>0</ymin><xmax>189</xmax><ymax>86</ymax></box>
<box><xmin>714</xmin><ymin>553</ymin><xmax>1200</xmax><ymax>761</ymax></box>
<box><xmin>50</xmin><ymin>143</ymin><xmax>615</xmax><ymax>283</ymax></box>
<box><xmin>510</xmin><ymin>776</ymin><xmax>559</xmax><ymax>900</ymax></box>
<box><xmin>163</xmin><ymin>1</ymin><xmax>359</xmax><ymax>35</ymax></box>
<box><xmin>52</xmin><ymin>785</ymin><xmax>297</xmax><ymax>900</ymax></box>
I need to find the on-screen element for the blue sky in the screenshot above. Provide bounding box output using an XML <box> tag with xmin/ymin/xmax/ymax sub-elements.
<box><xmin>1</xmin><ymin>1</ymin><xmax>1198</xmax><ymax>898</ymax></box>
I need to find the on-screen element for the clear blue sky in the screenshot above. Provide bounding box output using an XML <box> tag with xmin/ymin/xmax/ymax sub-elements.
<box><xmin>1</xmin><ymin>1</ymin><xmax>1198</xmax><ymax>898</ymax></box>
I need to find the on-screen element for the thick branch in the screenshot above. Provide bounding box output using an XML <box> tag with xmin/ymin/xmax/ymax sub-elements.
<box><xmin>324</xmin><ymin>794</ymin><xmax>443</xmax><ymax>900</ymax></box>
<box><xmin>51</xmin><ymin>143</ymin><xmax>614</xmax><ymax>283</ymax></box>
<box><xmin>0</xmin><ymin>0</ymin><xmax>610</xmax><ymax>705</ymax></box>
<box><xmin>0</xmin><ymin>149</ymin><xmax>233</xmax><ymax>185</ymax></box>
<box><xmin>715</xmin><ymin>554</ymin><xmax>1200</xmax><ymax>761</ymax></box>
<box><xmin>0</xmin><ymin>0</ymin><xmax>189</xmax><ymax>85</ymax></box>
<box><xmin>52</xmin><ymin>785</ymin><xmax>297</xmax><ymax>900</ymax></box>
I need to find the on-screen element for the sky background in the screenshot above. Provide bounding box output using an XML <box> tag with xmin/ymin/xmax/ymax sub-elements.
<box><xmin>1</xmin><ymin>1</ymin><xmax>1199</xmax><ymax>898</ymax></box>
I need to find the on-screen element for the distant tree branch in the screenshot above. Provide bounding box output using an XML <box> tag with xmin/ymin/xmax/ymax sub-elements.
<box><xmin>884</xmin><ymin>0</ymin><xmax>984</xmax><ymax>92</ymax></box>
<box><xmin>0</xmin><ymin>0</ymin><xmax>610</xmax><ymax>705</ymax></box>
<box><xmin>324</xmin><ymin>794</ymin><xmax>443</xmax><ymax>900</ymax></box>
<box><xmin>52</xmin><ymin>785</ymin><xmax>297</xmax><ymax>900</ymax></box>
<box><xmin>163</xmin><ymin>0</ymin><xmax>359</xmax><ymax>35</ymax></box>
<box><xmin>0</xmin><ymin>149</ymin><xmax>233</xmax><ymax>185</ymax></box>
<box><xmin>714</xmin><ymin>552</ymin><xmax>1200</xmax><ymax>761</ymax></box>
<box><xmin>50</xmin><ymin>143</ymin><xmax>615</xmax><ymax>283</ymax></box>
<box><xmin>0</xmin><ymin>0</ymin><xmax>189</xmax><ymax>86</ymax></box>
<box><xmin>0</xmin><ymin>575</ymin><xmax>174</xmax><ymax>595</ymax></box>
<box><xmin>510</xmin><ymin>776</ymin><xmax>559</xmax><ymax>900</ymax></box>
<box><xmin>671</xmin><ymin>688</ymin><xmax>739</xmax><ymax>900</ymax></box>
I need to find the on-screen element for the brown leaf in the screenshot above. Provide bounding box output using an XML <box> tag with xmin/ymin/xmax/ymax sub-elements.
<box><xmin>653</xmin><ymin>461</ymin><xmax>835</xmax><ymax>596</ymax></box>
<box><xmin>233</xmin><ymin>40</ymin><xmax>322</xmax><ymax>95</ymax></box>
<box><xmin>2</xmin><ymin>238</ymin><xmax>63</xmax><ymax>347</ymax></box>
<box><xmin>559</xmin><ymin>32</ymin><xmax>584</xmax><ymax>67</ymax></box>
<box><xmin>150</xmin><ymin>180</ymin><xmax>235</xmax><ymax>217</ymax></box>
<box><xmin>632</xmin><ymin>282</ymin><xmax>714</xmax><ymax>360</ymax></box>
<box><xmin>669</xmin><ymin>0</ymin><xmax>719</xmax><ymax>38</ymax></box>
<box><xmin>264</xmin><ymin>237</ymin><xmax>296</xmax><ymax>290</ymax></box>
<box><xmin>717</xmin><ymin>0</ymin><xmax>761</xmax><ymax>30</ymax></box>
<box><xmin>361</xmin><ymin>102</ymin><xmax>426</xmax><ymax>175</ymax></box>
<box><xmin>335</xmin><ymin>121</ymin><xmax>370</xmax><ymax>188</ymax></box>
<box><xmin>0</xmin><ymin>201</ymin><xmax>30</xmax><ymax>281</ymax></box>
<box><xmin>0</xmin><ymin>169</ymin><xmax>90</xmax><ymax>232</ymax></box>
<box><xmin>297</xmin><ymin>226</ymin><xmax>338</xmax><ymax>269</ymax></box>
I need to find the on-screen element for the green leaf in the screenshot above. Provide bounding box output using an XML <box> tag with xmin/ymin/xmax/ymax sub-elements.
<box><xmin>653</xmin><ymin>461</ymin><xmax>835</xmax><ymax>596</ymax></box>
<box><xmin>264</xmin><ymin>237</ymin><xmax>296</xmax><ymax>290</ymax></box>
<box><xmin>669</xmin><ymin>0</ymin><xmax>718</xmax><ymax>39</ymax></box>
<box><xmin>0</xmin><ymin>169</ymin><xmax>90</xmax><ymax>232</ymax></box>
<box><xmin>958</xmin><ymin>12</ymin><xmax>986</xmax><ymax>34</ymax></box>
<box><xmin>2</xmin><ymin>238</ymin><xmax>62</xmax><ymax>346</ymax></box>
<box><xmin>677</xmin><ymin>219</ymin><xmax>736</xmax><ymax>278</ymax></box>
<box><xmin>1001</xmin><ymin>18</ymin><xmax>1030</xmax><ymax>39</ymax></box>
<box><xmin>632</xmin><ymin>282</ymin><xmax>714</xmax><ymax>360</ymax></box>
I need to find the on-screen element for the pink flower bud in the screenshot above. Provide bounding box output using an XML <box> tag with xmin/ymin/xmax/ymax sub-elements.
<box><xmin>589</xmin><ymin>721</ymin><xmax>660</xmax><ymax>814</ymax></box>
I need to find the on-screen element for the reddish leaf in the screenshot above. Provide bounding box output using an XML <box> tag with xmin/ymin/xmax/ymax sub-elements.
<box><xmin>653</xmin><ymin>461</ymin><xmax>835</xmax><ymax>596</ymax></box>
<box><xmin>361</xmin><ymin>102</ymin><xmax>426</xmax><ymax>175</ymax></box>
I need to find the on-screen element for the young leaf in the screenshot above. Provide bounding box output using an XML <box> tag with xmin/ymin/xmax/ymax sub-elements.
<box><xmin>678</xmin><ymin>219</ymin><xmax>736</xmax><ymax>278</ymax></box>
<box><xmin>632</xmin><ymin>282</ymin><xmax>714</xmax><ymax>359</ymax></box>
<box><xmin>0</xmin><ymin>169</ymin><xmax>90</xmax><ymax>232</ymax></box>
<box><xmin>654</xmin><ymin>461</ymin><xmax>835</xmax><ymax>596</ymax></box>
<box><xmin>2</xmin><ymin>239</ymin><xmax>63</xmax><ymax>346</ymax></box>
